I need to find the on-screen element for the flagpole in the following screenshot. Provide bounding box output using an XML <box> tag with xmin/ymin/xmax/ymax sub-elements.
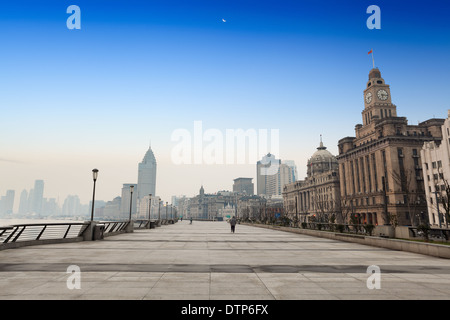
<box><xmin>371</xmin><ymin>49</ymin><xmax>375</xmax><ymax>68</ymax></box>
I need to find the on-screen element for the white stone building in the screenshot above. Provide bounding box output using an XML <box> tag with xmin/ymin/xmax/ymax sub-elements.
<box><xmin>421</xmin><ymin>110</ymin><xmax>450</xmax><ymax>227</ymax></box>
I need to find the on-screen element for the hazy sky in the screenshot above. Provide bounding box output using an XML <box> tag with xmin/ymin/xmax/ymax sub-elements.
<box><xmin>1</xmin><ymin>0</ymin><xmax>450</xmax><ymax>208</ymax></box>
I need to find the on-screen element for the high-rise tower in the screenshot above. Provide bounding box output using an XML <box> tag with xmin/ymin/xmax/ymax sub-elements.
<box><xmin>137</xmin><ymin>146</ymin><xmax>157</xmax><ymax>212</ymax></box>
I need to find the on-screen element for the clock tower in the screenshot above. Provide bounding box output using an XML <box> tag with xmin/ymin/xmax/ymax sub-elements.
<box><xmin>362</xmin><ymin>68</ymin><xmax>397</xmax><ymax>126</ymax></box>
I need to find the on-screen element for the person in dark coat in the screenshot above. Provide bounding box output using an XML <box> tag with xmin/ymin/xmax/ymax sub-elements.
<box><xmin>230</xmin><ymin>216</ymin><xmax>237</xmax><ymax>233</ymax></box>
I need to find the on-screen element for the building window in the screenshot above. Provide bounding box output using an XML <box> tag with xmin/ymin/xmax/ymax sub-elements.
<box><xmin>355</xmin><ymin>160</ymin><xmax>361</xmax><ymax>193</ymax></box>
<box><xmin>372</xmin><ymin>153</ymin><xmax>378</xmax><ymax>191</ymax></box>
<box><xmin>438</xmin><ymin>160</ymin><xmax>442</xmax><ymax>168</ymax></box>
<box><xmin>432</xmin><ymin>162</ymin><xmax>437</xmax><ymax>169</ymax></box>
<box><xmin>366</xmin><ymin>156</ymin><xmax>372</xmax><ymax>192</ymax></box>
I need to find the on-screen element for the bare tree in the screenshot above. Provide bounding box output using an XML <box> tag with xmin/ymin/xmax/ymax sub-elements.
<box><xmin>431</xmin><ymin>168</ymin><xmax>450</xmax><ymax>228</ymax></box>
<box><xmin>390</xmin><ymin>168</ymin><xmax>423</xmax><ymax>226</ymax></box>
<box><xmin>335</xmin><ymin>197</ymin><xmax>353</xmax><ymax>224</ymax></box>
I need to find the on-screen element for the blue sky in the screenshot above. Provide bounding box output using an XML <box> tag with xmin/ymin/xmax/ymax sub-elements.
<box><xmin>1</xmin><ymin>0</ymin><xmax>450</xmax><ymax>207</ymax></box>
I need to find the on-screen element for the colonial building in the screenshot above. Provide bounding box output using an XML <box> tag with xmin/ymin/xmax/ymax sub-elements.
<box><xmin>421</xmin><ymin>110</ymin><xmax>450</xmax><ymax>227</ymax></box>
<box><xmin>283</xmin><ymin>139</ymin><xmax>340</xmax><ymax>223</ymax></box>
<box><xmin>337</xmin><ymin>68</ymin><xmax>444</xmax><ymax>226</ymax></box>
<box><xmin>188</xmin><ymin>186</ymin><xmax>238</xmax><ymax>220</ymax></box>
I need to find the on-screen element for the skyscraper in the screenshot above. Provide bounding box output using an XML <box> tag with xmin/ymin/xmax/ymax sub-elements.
<box><xmin>137</xmin><ymin>146</ymin><xmax>157</xmax><ymax>214</ymax></box>
<box><xmin>18</xmin><ymin>189</ymin><xmax>28</xmax><ymax>214</ymax></box>
<box><xmin>257</xmin><ymin>154</ymin><xmax>295</xmax><ymax>197</ymax></box>
<box><xmin>0</xmin><ymin>190</ymin><xmax>15</xmax><ymax>215</ymax></box>
<box><xmin>31</xmin><ymin>180</ymin><xmax>44</xmax><ymax>214</ymax></box>
<box><xmin>121</xmin><ymin>183</ymin><xmax>138</xmax><ymax>218</ymax></box>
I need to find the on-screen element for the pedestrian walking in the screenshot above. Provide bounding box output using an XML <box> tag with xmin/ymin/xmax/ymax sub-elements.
<box><xmin>230</xmin><ymin>216</ymin><xmax>237</xmax><ymax>233</ymax></box>
<box><xmin>190</xmin><ymin>217</ymin><xmax>193</xmax><ymax>224</ymax></box>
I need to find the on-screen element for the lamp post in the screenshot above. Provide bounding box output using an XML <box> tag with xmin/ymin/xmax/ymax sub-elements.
<box><xmin>90</xmin><ymin>169</ymin><xmax>99</xmax><ymax>222</ymax></box>
<box><xmin>148</xmin><ymin>194</ymin><xmax>152</xmax><ymax>221</ymax></box>
<box><xmin>129</xmin><ymin>185</ymin><xmax>134</xmax><ymax>222</ymax></box>
<box><xmin>158</xmin><ymin>200</ymin><xmax>161</xmax><ymax>223</ymax></box>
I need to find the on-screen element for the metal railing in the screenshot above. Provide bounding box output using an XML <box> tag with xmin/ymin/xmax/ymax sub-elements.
<box><xmin>0</xmin><ymin>222</ymin><xmax>89</xmax><ymax>244</ymax></box>
<box><xmin>103</xmin><ymin>221</ymin><xmax>130</xmax><ymax>234</ymax></box>
<box><xmin>408</xmin><ymin>226</ymin><xmax>450</xmax><ymax>242</ymax></box>
<box><xmin>0</xmin><ymin>218</ymin><xmax>174</xmax><ymax>249</ymax></box>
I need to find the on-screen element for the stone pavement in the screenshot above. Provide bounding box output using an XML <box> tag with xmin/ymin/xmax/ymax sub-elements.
<box><xmin>1</xmin><ymin>220</ymin><xmax>450</xmax><ymax>300</ymax></box>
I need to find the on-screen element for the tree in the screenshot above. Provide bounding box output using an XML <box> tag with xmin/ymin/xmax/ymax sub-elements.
<box><xmin>335</xmin><ymin>197</ymin><xmax>353</xmax><ymax>225</ymax></box>
<box><xmin>432</xmin><ymin>167</ymin><xmax>450</xmax><ymax>228</ymax></box>
<box><xmin>390</xmin><ymin>168</ymin><xmax>424</xmax><ymax>226</ymax></box>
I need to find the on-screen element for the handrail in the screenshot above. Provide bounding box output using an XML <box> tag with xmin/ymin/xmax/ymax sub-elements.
<box><xmin>0</xmin><ymin>218</ymin><xmax>174</xmax><ymax>249</ymax></box>
<box><xmin>1</xmin><ymin>222</ymin><xmax>89</xmax><ymax>244</ymax></box>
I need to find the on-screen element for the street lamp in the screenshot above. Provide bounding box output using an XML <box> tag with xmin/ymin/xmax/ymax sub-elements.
<box><xmin>158</xmin><ymin>200</ymin><xmax>161</xmax><ymax>222</ymax></box>
<box><xmin>129</xmin><ymin>185</ymin><xmax>134</xmax><ymax>222</ymax></box>
<box><xmin>148</xmin><ymin>194</ymin><xmax>152</xmax><ymax>220</ymax></box>
<box><xmin>90</xmin><ymin>169</ymin><xmax>99</xmax><ymax>222</ymax></box>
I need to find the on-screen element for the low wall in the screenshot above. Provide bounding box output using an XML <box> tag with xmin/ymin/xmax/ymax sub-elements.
<box><xmin>0</xmin><ymin>237</ymin><xmax>84</xmax><ymax>251</ymax></box>
<box><xmin>244</xmin><ymin>223</ymin><xmax>450</xmax><ymax>259</ymax></box>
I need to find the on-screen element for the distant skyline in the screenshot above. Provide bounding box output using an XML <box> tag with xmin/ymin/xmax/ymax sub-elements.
<box><xmin>1</xmin><ymin>0</ymin><xmax>450</xmax><ymax>206</ymax></box>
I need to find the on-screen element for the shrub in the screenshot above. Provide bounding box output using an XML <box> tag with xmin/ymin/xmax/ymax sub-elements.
<box><xmin>417</xmin><ymin>224</ymin><xmax>431</xmax><ymax>241</ymax></box>
<box><xmin>364</xmin><ymin>224</ymin><xmax>375</xmax><ymax>236</ymax></box>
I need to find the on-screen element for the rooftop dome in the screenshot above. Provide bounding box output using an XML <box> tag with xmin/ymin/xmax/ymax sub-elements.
<box><xmin>369</xmin><ymin>68</ymin><xmax>382</xmax><ymax>80</ymax></box>
<box><xmin>307</xmin><ymin>138</ymin><xmax>338</xmax><ymax>177</ymax></box>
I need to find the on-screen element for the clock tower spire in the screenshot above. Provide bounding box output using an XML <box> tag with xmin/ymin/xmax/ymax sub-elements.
<box><xmin>362</xmin><ymin>68</ymin><xmax>397</xmax><ymax>127</ymax></box>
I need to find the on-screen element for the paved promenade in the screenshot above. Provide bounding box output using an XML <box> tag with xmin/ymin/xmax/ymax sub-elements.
<box><xmin>1</xmin><ymin>220</ymin><xmax>450</xmax><ymax>300</ymax></box>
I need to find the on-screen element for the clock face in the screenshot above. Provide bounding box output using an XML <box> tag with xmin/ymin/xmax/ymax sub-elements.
<box><xmin>377</xmin><ymin>89</ymin><xmax>388</xmax><ymax>101</ymax></box>
<box><xmin>365</xmin><ymin>92</ymin><xmax>372</xmax><ymax>104</ymax></box>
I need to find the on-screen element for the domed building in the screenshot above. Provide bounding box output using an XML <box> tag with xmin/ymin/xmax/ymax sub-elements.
<box><xmin>283</xmin><ymin>138</ymin><xmax>341</xmax><ymax>223</ymax></box>
<box><xmin>307</xmin><ymin>138</ymin><xmax>339</xmax><ymax>177</ymax></box>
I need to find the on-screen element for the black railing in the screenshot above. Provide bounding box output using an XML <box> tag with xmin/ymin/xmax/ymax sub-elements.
<box><xmin>0</xmin><ymin>222</ymin><xmax>89</xmax><ymax>244</ymax></box>
<box><xmin>0</xmin><ymin>218</ymin><xmax>175</xmax><ymax>249</ymax></box>
<box><xmin>103</xmin><ymin>221</ymin><xmax>130</xmax><ymax>233</ymax></box>
<box><xmin>409</xmin><ymin>226</ymin><xmax>450</xmax><ymax>242</ymax></box>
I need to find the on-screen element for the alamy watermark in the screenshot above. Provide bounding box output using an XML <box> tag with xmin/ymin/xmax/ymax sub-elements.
<box><xmin>366</xmin><ymin>265</ymin><xmax>381</xmax><ymax>289</ymax></box>
<box><xmin>171</xmin><ymin>121</ymin><xmax>280</xmax><ymax>174</ymax></box>
<box><xmin>66</xmin><ymin>265</ymin><xmax>81</xmax><ymax>290</ymax></box>
<box><xmin>367</xmin><ymin>5</ymin><xmax>381</xmax><ymax>30</ymax></box>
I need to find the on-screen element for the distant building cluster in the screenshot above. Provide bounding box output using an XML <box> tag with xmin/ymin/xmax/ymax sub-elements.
<box><xmin>4</xmin><ymin>67</ymin><xmax>450</xmax><ymax>229</ymax></box>
<box><xmin>0</xmin><ymin>178</ymin><xmax>105</xmax><ymax>220</ymax></box>
<box><xmin>170</xmin><ymin>155</ymin><xmax>294</xmax><ymax>221</ymax></box>
<box><xmin>283</xmin><ymin>68</ymin><xmax>450</xmax><ymax>228</ymax></box>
